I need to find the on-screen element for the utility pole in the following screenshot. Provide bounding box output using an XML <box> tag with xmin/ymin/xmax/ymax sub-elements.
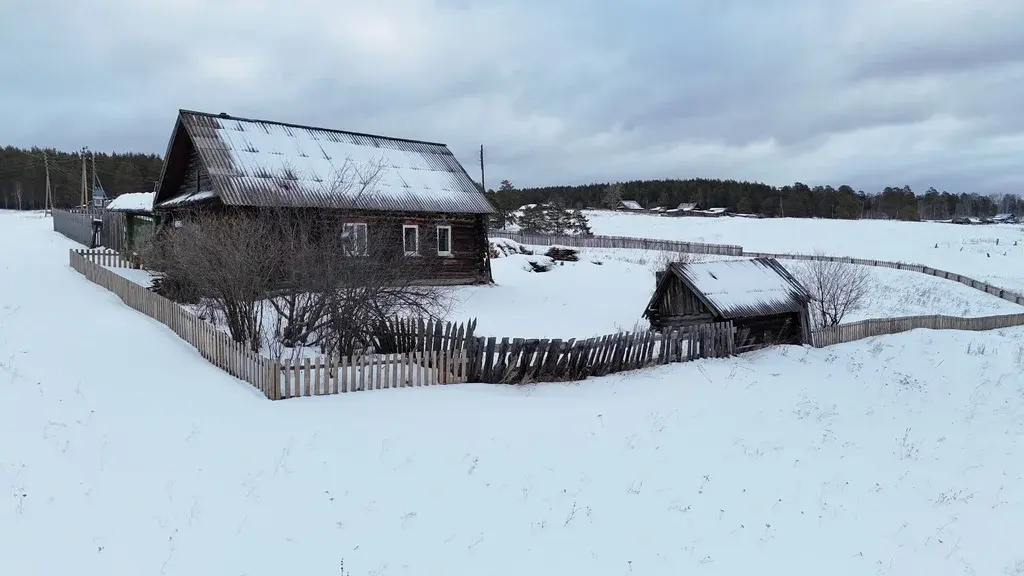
<box><xmin>90</xmin><ymin>149</ymin><xmax>99</xmax><ymax>208</ymax></box>
<box><xmin>80</xmin><ymin>146</ymin><xmax>89</xmax><ymax>208</ymax></box>
<box><xmin>44</xmin><ymin>151</ymin><xmax>53</xmax><ymax>215</ymax></box>
<box><xmin>479</xmin><ymin>144</ymin><xmax>486</xmax><ymax>193</ymax></box>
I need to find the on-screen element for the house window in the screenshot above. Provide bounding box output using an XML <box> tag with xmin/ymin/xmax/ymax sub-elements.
<box><xmin>403</xmin><ymin>224</ymin><xmax>419</xmax><ymax>256</ymax></box>
<box><xmin>342</xmin><ymin>222</ymin><xmax>367</xmax><ymax>256</ymax></box>
<box><xmin>436</xmin><ymin>225</ymin><xmax>452</xmax><ymax>256</ymax></box>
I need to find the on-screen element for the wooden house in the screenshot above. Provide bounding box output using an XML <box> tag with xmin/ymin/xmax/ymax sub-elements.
<box><xmin>616</xmin><ymin>200</ymin><xmax>644</xmax><ymax>211</ymax></box>
<box><xmin>644</xmin><ymin>258</ymin><xmax>812</xmax><ymax>350</ymax></box>
<box><xmin>150</xmin><ymin>110</ymin><xmax>494</xmax><ymax>284</ymax></box>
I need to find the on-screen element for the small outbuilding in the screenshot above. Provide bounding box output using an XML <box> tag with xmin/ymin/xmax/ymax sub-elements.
<box><xmin>104</xmin><ymin>191</ymin><xmax>157</xmax><ymax>254</ymax></box>
<box><xmin>643</xmin><ymin>258</ymin><xmax>812</xmax><ymax>351</ymax></box>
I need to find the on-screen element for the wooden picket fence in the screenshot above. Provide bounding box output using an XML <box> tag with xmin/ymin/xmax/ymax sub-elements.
<box><xmin>489</xmin><ymin>230</ymin><xmax>743</xmax><ymax>255</ymax></box>
<box><xmin>73</xmin><ymin>248</ymin><xmax>141</xmax><ymax>269</ymax></box>
<box><xmin>812</xmin><ymin>313</ymin><xmax>1024</xmax><ymax>347</ymax></box>
<box><xmin>277</xmin><ymin>350</ymin><xmax>469</xmax><ymax>399</ymax></box>
<box><xmin>371</xmin><ymin>317</ymin><xmax>734</xmax><ymax>380</ymax></box>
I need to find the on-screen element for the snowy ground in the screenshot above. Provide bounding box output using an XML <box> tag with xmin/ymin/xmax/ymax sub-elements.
<box><xmin>4</xmin><ymin>213</ymin><xmax>1024</xmax><ymax>574</ymax></box>
<box><xmin>583</xmin><ymin>210</ymin><xmax>1024</xmax><ymax>294</ymax></box>
<box><xmin>101</xmin><ymin>239</ymin><xmax>1022</xmax><ymax>342</ymax></box>
<box><xmin>451</xmin><ymin>247</ymin><xmax>1023</xmax><ymax>338</ymax></box>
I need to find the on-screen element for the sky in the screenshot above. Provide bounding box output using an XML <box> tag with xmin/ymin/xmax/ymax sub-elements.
<box><xmin>1</xmin><ymin>0</ymin><xmax>1022</xmax><ymax>194</ymax></box>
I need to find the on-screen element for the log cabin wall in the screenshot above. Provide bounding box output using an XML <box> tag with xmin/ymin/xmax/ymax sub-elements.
<box><xmin>155</xmin><ymin>205</ymin><xmax>491</xmax><ymax>285</ymax></box>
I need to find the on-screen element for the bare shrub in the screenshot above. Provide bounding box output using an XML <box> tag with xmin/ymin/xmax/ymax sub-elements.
<box><xmin>795</xmin><ymin>252</ymin><xmax>873</xmax><ymax>327</ymax></box>
<box><xmin>144</xmin><ymin>209</ymin><xmax>282</xmax><ymax>351</ymax></box>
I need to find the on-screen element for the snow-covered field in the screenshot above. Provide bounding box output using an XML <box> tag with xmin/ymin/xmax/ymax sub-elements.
<box><xmin>6</xmin><ymin>212</ymin><xmax>1024</xmax><ymax>573</ymax></box>
<box><xmin>105</xmin><ymin>243</ymin><xmax>1024</xmax><ymax>340</ymax></box>
<box><xmin>584</xmin><ymin>211</ymin><xmax>1024</xmax><ymax>294</ymax></box>
<box><xmin>5</xmin><ymin>210</ymin><xmax>1024</xmax><ymax>575</ymax></box>
<box><xmin>452</xmin><ymin>247</ymin><xmax>1023</xmax><ymax>338</ymax></box>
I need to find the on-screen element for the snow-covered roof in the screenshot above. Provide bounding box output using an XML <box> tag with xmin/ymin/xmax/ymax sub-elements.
<box><xmin>105</xmin><ymin>192</ymin><xmax>154</xmax><ymax>213</ymax></box>
<box><xmin>648</xmin><ymin>258</ymin><xmax>810</xmax><ymax>319</ymax></box>
<box><xmin>618</xmin><ymin>200</ymin><xmax>643</xmax><ymax>210</ymax></box>
<box><xmin>158</xmin><ymin>190</ymin><xmax>217</xmax><ymax>208</ymax></box>
<box><xmin>155</xmin><ymin>110</ymin><xmax>493</xmax><ymax>214</ymax></box>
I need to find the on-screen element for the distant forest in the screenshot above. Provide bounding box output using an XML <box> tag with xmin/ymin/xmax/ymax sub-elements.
<box><xmin>486</xmin><ymin>179</ymin><xmax>1023</xmax><ymax>221</ymax></box>
<box><xmin>0</xmin><ymin>146</ymin><xmax>163</xmax><ymax>210</ymax></box>
<box><xmin>1</xmin><ymin>143</ymin><xmax>1019</xmax><ymax>221</ymax></box>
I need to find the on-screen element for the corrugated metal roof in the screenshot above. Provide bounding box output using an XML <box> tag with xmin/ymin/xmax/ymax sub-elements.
<box><xmin>175</xmin><ymin>110</ymin><xmax>494</xmax><ymax>214</ymax></box>
<box><xmin>664</xmin><ymin>258</ymin><xmax>810</xmax><ymax>319</ymax></box>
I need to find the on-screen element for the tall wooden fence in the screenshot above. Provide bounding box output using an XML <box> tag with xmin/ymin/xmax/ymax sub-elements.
<box><xmin>812</xmin><ymin>313</ymin><xmax>1024</xmax><ymax>347</ymax></box>
<box><xmin>53</xmin><ymin>209</ymin><xmax>126</xmax><ymax>251</ymax></box>
<box><xmin>489</xmin><ymin>230</ymin><xmax>744</xmax><ymax>255</ymax></box>
<box><xmin>53</xmin><ymin>209</ymin><xmax>95</xmax><ymax>246</ymax></box>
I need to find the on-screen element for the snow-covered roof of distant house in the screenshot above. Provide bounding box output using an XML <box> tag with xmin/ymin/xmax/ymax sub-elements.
<box><xmin>618</xmin><ymin>200</ymin><xmax>643</xmax><ymax>210</ymax></box>
<box><xmin>705</xmin><ymin>207</ymin><xmax>727</xmax><ymax>214</ymax></box>
<box><xmin>153</xmin><ymin>110</ymin><xmax>494</xmax><ymax>214</ymax></box>
<box><xmin>678</xmin><ymin>202</ymin><xmax>697</xmax><ymax>211</ymax></box>
<box><xmin>993</xmin><ymin>213</ymin><xmax>1015</xmax><ymax>220</ymax></box>
<box><xmin>646</xmin><ymin>258</ymin><xmax>811</xmax><ymax>319</ymax></box>
<box><xmin>105</xmin><ymin>192</ymin><xmax>154</xmax><ymax>213</ymax></box>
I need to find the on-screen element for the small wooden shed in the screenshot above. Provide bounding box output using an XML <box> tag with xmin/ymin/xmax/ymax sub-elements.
<box><xmin>104</xmin><ymin>191</ymin><xmax>157</xmax><ymax>253</ymax></box>
<box><xmin>643</xmin><ymin>258</ymin><xmax>813</xmax><ymax>350</ymax></box>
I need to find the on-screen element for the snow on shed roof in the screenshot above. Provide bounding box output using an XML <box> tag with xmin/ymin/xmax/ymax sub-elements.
<box><xmin>105</xmin><ymin>192</ymin><xmax>154</xmax><ymax>213</ymax></box>
<box><xmin>165</xmin><ymin>110</ymin><xmax>494</xmax><ymax>214</ymax></box>
<box><xmin>652</xmin><ymin>258</ymin><xmax>811</xmax><ymax>319</ymax></box>
<box><xmin>618</xmin><ymin>200</ymin><xmax>643</xmax><ymax>210</ymax></box>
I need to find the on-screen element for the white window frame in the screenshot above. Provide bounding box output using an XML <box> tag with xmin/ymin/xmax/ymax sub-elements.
<box><xmin>402</xmin><ymin>224</ymin><xmax>419</xmax><ymax>256</ymax></box>
<box><xmin>342</xmin><ymin>222</ymin><xmax>368</xmax><ymax>256</ymax></box>
<box><xmin>436</xmin><ymin>225</ymin><xmax>453</xmax><ymax>256</ymax></box>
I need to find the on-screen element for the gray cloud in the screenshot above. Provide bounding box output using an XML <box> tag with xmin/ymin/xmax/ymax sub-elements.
<box><xmin>1</xmin><ymin>0</ymin><xmax>1023</xmax><ymax>194</ymax></box>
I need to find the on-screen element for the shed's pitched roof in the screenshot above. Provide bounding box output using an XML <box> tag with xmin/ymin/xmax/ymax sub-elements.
<box><xmin>618</xmin><ymin>200</ymin><xmax>643</xmax><ymax>210</ymax></box>
<box><xmin>105</xmin><ymin>192</ymin><xmax>154</xmax><ymax>213</ymax></box>
<box><xmin>155</xmin><ymin>110</ymin><xmax>494</xmax><ymax>214</ymax></box>
<box><xmin>646</xmin><ymin>258</ymin><xmax>811</xmax><ymax>319</ymax></box>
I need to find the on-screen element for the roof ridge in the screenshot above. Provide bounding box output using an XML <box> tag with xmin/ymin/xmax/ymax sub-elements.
<box><xmin>177</xmin><ymin>109</ymin><xmax>450</xmax><ymax>148</ymax></box>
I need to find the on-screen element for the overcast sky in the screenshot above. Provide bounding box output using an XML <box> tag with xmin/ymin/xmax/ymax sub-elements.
<box><xmin>2</xmin><ymin>0</ymin><xmax>1022</xmax><ymax>194</ymax></box>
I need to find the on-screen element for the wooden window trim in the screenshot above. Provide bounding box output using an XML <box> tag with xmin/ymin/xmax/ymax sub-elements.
<box><xmin>436</xmin><ymin>225</ymin><xmax>453</xmax><ymax>256</ymax></box>
<box><xmin>342</xmin><ymin>222</ymin><xmax>368</xmax><ymax>256</ymax></box>
<box><xmin>403</xmin><ymin>224</ymin><xmax>419</xmax><ymax>256</ymax></box>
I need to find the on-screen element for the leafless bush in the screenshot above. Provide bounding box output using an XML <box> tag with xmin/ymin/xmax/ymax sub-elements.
<box><xmin>795</xmin><ymin>252</ymin><xmax>873</xmax><ymax>327</ymax></box>
<box><xmin>144</xmin><ymin>210</ymin><xmax>282</xmax><ymax>351</ymax></box>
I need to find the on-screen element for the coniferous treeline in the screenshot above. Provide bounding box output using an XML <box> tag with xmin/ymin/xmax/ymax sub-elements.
<box><xmin>0</xmin><ymin>146</ymin><xmax>164</xmax><ymax>210</ymax></box>
<box><xmin>2</xmin><ymin>143</ymin><xmax>1020</xmax><ymax>222</ymax></box>
<box><xmin>486</xmin><ymin>178</ymin><xmax>1022</xmax><ymax>221</ymax></box>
